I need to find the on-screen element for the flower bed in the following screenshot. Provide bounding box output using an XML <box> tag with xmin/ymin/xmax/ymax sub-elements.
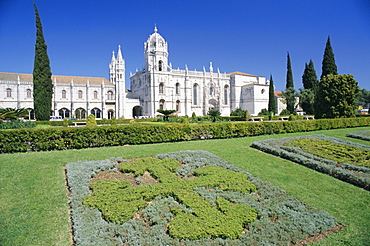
<box><xmin>251</xmin><ymin>135</ymin><xmax>370</xmax><ymax>190</ymax></box>
<box><xmin>66</xmin><ymin>150</ymin><xmax>338</xmax><ymax>245</ymax></box>
<box><xmin>346</xmin><ymin>130</ymin><xmax>370</xmax><ymax>141</ymax></box>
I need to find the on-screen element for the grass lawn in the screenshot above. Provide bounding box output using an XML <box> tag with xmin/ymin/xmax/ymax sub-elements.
<box><xmin>0</xmin><ymin>126</ymin><xmax>369</xmax><ymax>245</ymax></box>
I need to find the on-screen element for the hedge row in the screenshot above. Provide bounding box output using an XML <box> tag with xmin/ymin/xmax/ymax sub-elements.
<box><xmin>66</xmin><ymin>150</ymin><xmax>337</xmax><ymax>245</ymax></box>
<box><xmin>1</xmin><ymin>117</ymin><xmax>370</xmax><ymax>153</ymax></box>
<box><xmin>251</xmin><ymin>135</ymin><xmax>370</xmax><ymax>190</ymax></box>
<box><xmin>346</xmin><ymin>130</ymin><xmax>370</xmax><ymax>141</ymax></box>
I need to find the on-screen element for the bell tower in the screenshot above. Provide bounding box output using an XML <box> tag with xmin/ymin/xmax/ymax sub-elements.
<box><xmin>109</xmin><ymin>45</ymin><xmax>126</xmax><ymax>118</ymax></box>
<box><xmin>144</xmin><ymin>25</ymin><xmax>169</xmax><ymax>72</ymax></box>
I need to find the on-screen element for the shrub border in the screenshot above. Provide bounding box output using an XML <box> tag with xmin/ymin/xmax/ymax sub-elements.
<box><xmin>346</xmin><ymin>130</ymin><xmax>370</xmax><ymax>141</ymax></box>
<box><xmin>251</xmin><ymin>135</ymin><xmax>370</xmax><ymax>190</ymax></box>
<box><xmin>1</xmin><ymin>117</ymin><xmax>370</xmax><ymax>153</ymax></box>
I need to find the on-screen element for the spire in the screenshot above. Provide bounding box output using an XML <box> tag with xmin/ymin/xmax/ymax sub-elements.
<box><xmin>154</xmin><ymin>24</ymin><xmax>158</xmax><ymax>33</ymax></box>
<box><xmin>117</xmin><ymin>45</ymin><xmax>123</xmax><ymax>61</ymax></box>
<box><xmin>111</xmin><ymin>50</ymin><xmax>116</xmax><ymax>61</ymax></box>
<box><xmin>209</xmin><ymin>62</ymin><xmax>213</xmax><ymax>73</ymax></box>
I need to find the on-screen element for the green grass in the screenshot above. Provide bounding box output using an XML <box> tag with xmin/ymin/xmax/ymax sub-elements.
<box><xmin>0</xmin><ymin>127</ymin><xmax>369</xmax><ymax>245</ymax></box>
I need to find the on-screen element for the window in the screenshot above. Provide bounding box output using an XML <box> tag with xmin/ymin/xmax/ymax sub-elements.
<box><xmin>78</xmin><ymin>90</ymin><xmax>83</xmax><ymax>99</ymax></box>
<box><xmin>176</xmin><ymin>100</ymin><xmax>180</xmax><ymax>112</ymax></box>
<box><xmin>210</xmin><ymin>87</ymin><xmax>214</xmax><ymax>96</ymax></box>
<box><xmin>175</xmin><ymin>83</ymin><xmax>180</xmax><ymax>95</ymax></box>
<box><xmin>6</xmin><ymin>88</ymin><xmax>11</xmax><ymax>97</ymax></box>
<box><xmin>58</xmin><ymin>108</ymin><xmax>70</xmax><ymax>118</ymax></box>
<box><xmin>159</xmin><ymin>83</ymin><xmax>164</xmax><ymax>94</ymax></box>
<box><xmin>91</xmin><ymin>108</ymin><xmax>101</xmax><ymax>118</ymax></box>
<box><xmin>193</xmin><ymin>84</ymin><xmax>198</xmax><ymax>105</ymax></box>
<box><xmin>26</xmin><ymin>89</ymin><xmax>32</xmax><ymax>98</ymax></box>
<box><xmin>62</xmin><ymin>90</ymin><xmax>66</xmax><ymax>99</ymax></box>
<box><xmin>158</xmin><ymin>60</ymin><xmax>163</xmax><ymax>71</ymax></box>
<box><xmin>159</xmin><ymin>99</ymin><xmax>165</xmax><ymax>110</ymax></box>
<box><xmin>107</xmin><ymin>91</ymin><xmax>114</xmax><ymax>100</ymax></box>
<box><xmin>224</xmin><ymin>85</ymin><xmax>229</xmax><ymax>105</ymax></box>
<box><xmin>75</xmin><ymin>108</ymin><xmax>86</xmax><ymax>119</ymax></box>
<box><xmin>94</xmin><ymin>91</ymin><xmax>98</xmax><ymax>99</ymax></box>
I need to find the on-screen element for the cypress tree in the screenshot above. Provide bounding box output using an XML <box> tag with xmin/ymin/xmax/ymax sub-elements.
<box><xmin>268</xmin><ymin>74</ymin><xmax>277</xmax><ymax>114</ymax></box>
<box><xmin>321</xmin><ymin>36</ymin><xmax>337</xmax><ymax>79</ymax></box>
<box><xmin>302</xmin><ymin>59</ymin><xmax>318</xmax><ymax>89</ymax></box>
<box><xmin>300</xmin><ymin>60</ymin><xmax>317</xmax><ymax>115</ymax></box>
<box><xmin>285</xmin><ymin>52</ymin><xmax>295</xmax><ymax>113</ymax></box>
<box><xmin>33</xmin><ymin>3</ymin><xmax>53</xmax><ymax>121</ymax></box>
<box><xmin>286</xmin><ymin>52</ymin><xmax>294</xmax><ymax>89</ymax></box>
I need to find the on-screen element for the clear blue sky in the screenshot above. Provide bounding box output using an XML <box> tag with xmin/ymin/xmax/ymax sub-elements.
<box><xmin>1</xmin><ymin>0</ymin><xmax>369</xmax><ymax>91</ymax></box>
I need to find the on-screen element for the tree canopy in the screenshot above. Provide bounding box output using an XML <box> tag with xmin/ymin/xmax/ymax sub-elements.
<box><xmin>207</xmin><ymin>110</ymin><xmax>221</xmax><ymax>122</ymax></box>
<box><xmin>321</xmin><ymin>36</ymin><xmax>337</xmax><ymax>80</ymax></box>
<box><xmin>33</xmin><ymin>3</ymin><xmax>53</xmax><ymax>121</ymax></box>
<box><xmin>157</xmin><ymin>109</ymin><xmax>176</xmax><ymax>121</ymax></box>
<box><xmin>314</xmin><ymin>74</ymin><xmax>359</xmax><ymax>118</ymax></box>
<box><xmin>268</xmin><ymin>75</ymin><xmax>277</xmax><ymax>114</ymax></box>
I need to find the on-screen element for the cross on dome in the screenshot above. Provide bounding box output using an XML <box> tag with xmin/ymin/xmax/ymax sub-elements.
<box><xmin>154</xmin><ymin>24</ymin><xmax>158</xmax><ymax>33</ymax></box>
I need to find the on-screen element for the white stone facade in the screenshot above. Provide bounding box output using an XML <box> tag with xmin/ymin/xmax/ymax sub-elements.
<box><xmin>0</xmin><ymin>27</ymin><xmax>270</xmax><ymax>120</ymax></box>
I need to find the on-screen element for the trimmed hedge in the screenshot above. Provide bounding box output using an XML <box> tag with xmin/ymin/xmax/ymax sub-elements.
<box><xmin>346</xmin><ymin>130</ymin><xmax>370</xmax><ymax>141</ymax></box>
<box><xmin>251</xmin><ymin>135</ymin><xmax>370</xmax><ymax>190</ymax></box>
<box><xmin>1</xmin><ymin>117</ymin><xmax>370</xmax><ymax>153</ymax></box>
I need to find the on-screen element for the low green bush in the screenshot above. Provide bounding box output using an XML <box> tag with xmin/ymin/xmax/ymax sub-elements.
<box><xmin>1</xmin><ymin>117</ymin><xmax>369</xmax><ymax>153</ymax></box>
<box><xmin>0</xmin><ymin>119</ymin><xmax>35</xmax><ymax>129</ymax></box>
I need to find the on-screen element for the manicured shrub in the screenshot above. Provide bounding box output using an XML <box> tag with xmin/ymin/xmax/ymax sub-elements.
<box><xmin>346</xmin><ymin>130</ymin><xmax>370</xmax><ymax>141</ymax></box>
<box><xmin>1</xmin><ymin>117</ymin><xmax>369</xmax><ymax>153</ymax></box>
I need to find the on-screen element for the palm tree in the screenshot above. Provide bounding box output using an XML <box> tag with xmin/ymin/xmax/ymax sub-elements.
<box><xmin>207</xmin><ymin>110</ymin><xmax>221</xmax><ymax>122</ymax></box>
<box><xmin>157</xmin><ymin>109</ymin><xmax>176</xmax><ymax>121</ymax></box>
<box><xmin>0</xmin><ymin>108</ymin><xmax>28</xmax><ymax>122</ymax></box>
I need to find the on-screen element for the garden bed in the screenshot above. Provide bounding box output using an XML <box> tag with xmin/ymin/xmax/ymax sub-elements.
<box><xmin>251</xmin><ymin>135</ymin><xmax>370</xmax><ymax>190</ymax></box>
<box><xmin>346</xmin><ymin>130</ymin><xmax>370</xmax><ymax>141</ymax></box>
<box><xmin>66</xmin><ymin>150</ymin><xmax>339</xmax><ymax>245</ymax></box>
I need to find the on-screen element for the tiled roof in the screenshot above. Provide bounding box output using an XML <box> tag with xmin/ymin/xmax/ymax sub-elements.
<box><xmin>274</xmin><ymin>91</ymin><xmax>282</xmax><ymax>97</ymax></box>
<box><xmin>228</xmin><ymin>71</ymin><xmax>257</xmax><ymax>77</ymax></box>
<box><xmin>0</xmin><ymin>72</ymin><xmax>112</xmax><ymax>85</ymax></box>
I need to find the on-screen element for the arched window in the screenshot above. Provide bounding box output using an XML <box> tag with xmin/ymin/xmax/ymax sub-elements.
<box><xmin>107</xmin><ymin>110</ymin><xmax>114</xmax><ymax>119</ymax></box>
<box><xmin>91</xmin><ymin>108</ymin><xmax>101</xmax><ymax>118</ymax></box>
<box><xmin>58</xmin><ymin>108</ymin><xmax>70</xmax><ymax>118</ymax></box>
<box><xmin>159</xmin><ymin>99</ymin><xmax>165</xmax><ymax>110</ymax></box>
<box><xmin>159</xmin><ymin>83</ymin><xmax>164</xmax><ymax>94</ymax></box>
<box><xmin>107</xmin><ymin>91</ymin><xmax>114</xmax><ymax>100</ymax></box>
<box><xmin>210</xmin><ymin>86</ymin><xmax>214</xmax><ymax>96</ymax></box>
<box><xmin>93</xmin><ymin>91</ymin><xmax>98</xmax><ymax>99</ymax></box>
<box><xmin>27</xmin><ymin>108</ymin><xmax>35</xmax><ymax>120</ymax></box>
<box><xmin>176</xmin><ymin>100</ymin><xmax>180</xmax><ymax>112</ymax></box>
<box><xmin>193</xmin><ymin>84</ymin><xmax>198</xmax><ymax>105</ymax></box>
<box><xmin>75</xmin><ymin>108</ymin><xmax>86</xmax><ymax>119</ymax></box>
<box><xmin>78</xmin><ymin>90</ymin><xmax>83</xmax><ymax>99</ymax></box>
<box><xmin>6</xmin><ymin>88</ymin><xmax>11</xmax><ymax>98</ymax></box>
<box><xmin>175</xmin><ymin>83</ymin><xmax>180</xmax><ymax>95</ymax></box>
<box><xmin>224</xmin><ymin>85</ymin><xmax>229</xmax><ymax>105</ymax></box>
<box><xmin>26</xmin><ymin>89</ymin><xmax>32</xmax><ymax>98</ymax></box>
<box><xmin>158</xmin><ymin>60</ymin><xmax>163</xmax><ymax>71</ymax></box>
<box><xmin>62</xmin><ymin>90</ymin><xmax>66</xmax><ymax>99</ymax></box>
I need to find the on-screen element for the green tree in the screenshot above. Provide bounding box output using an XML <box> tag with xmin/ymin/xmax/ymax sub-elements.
<box><xmin>157</xmin><ymin>109</ymin><xmax>176</xmax><ymax>121</ymax></box>
<box><xmin>207</xmin><ymin>110</ymin><xmax>221</xmax><ymax>122</ymax></box>
<box><xmin>33</xmin><ymin>3</ymin><xmax>53</xmax><ymax>121</ymax></box>
<box><xmin>321</xmin><ymin>36</ymin><xmax>337</xmax><ymax>80</ymax></box>
<box><xmin>230</xmin><ymin>108</ymin><xmax>245</xmax><ymax>117</ymax></box>
<box><xmin>0</xmin><ymin>108</ymin><xmax>28</xmax><ymax>121</ymax></box>
<box><xmin>357</xmin><ymin>88</ymin><xmax>370</xmax><ymax>108</ymax></box>
<box><xmin>268</xmin><ymin>75</ymin><xmax>277</xmax><ymax>114</ymax></box>
<box><xmin>281</xmin><ymin>87</ymin><xmax>298</xmax><ymax>114</ymax></box>
<box><xmin>284</xmin><ymin>52</ymin><xmax>296</xmax><ymax>113</ymax></box>
<box><xmin>314</xmin><ymin>74</ymin><xmax>359</xmax><ymax>118</ymax></box>
<box><xmin>244</xmin><ymin>109</ymin><xmax>249</xmax><ymax>121</ymax></box>
<box><xmin>86</xmin><ymin>114</ymin><xmax>97</xmax><ymax>127</ymax></box>
<box><xmin>302</xmin><ymin>60</ymin><xmax>318</xmax><ymax>90</ymax></box>
<box><xmin>300</xmin><ymin>60</ymin><xmax>318</xmax><ymax>114</ymax></box>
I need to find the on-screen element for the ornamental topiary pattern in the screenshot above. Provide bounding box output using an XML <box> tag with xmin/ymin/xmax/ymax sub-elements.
<box><xmin>84</xmin><ymin>157</ymin><xmax>257</xmax><ymax>240</ymax></box>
